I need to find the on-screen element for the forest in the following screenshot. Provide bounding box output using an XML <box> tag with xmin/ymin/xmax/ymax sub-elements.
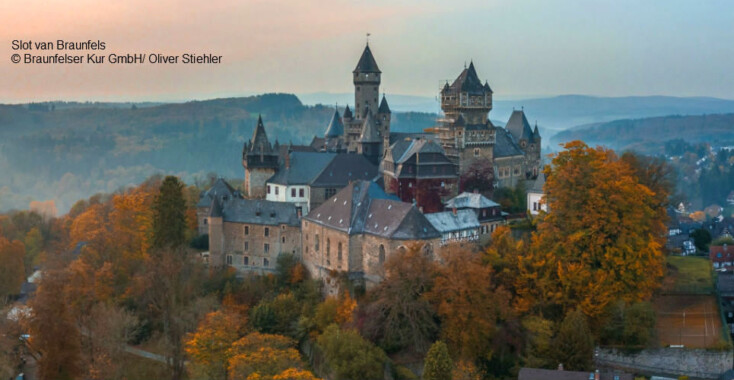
<box><xmin>0</xmin><ymin>94</ymin><xmax>436</xmax><ymax>213</ymax></box>
<box><xmin>0</xmin><ymin>141</ymin><xmax>675</xmax><ymax>380</ymax></box>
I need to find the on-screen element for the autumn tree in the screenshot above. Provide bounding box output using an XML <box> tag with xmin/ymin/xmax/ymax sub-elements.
<box><xmin>552</xmin><ymin>309</ymin><xmax>593</xmax><ymax>371</ymax></box>
<box><xmin>186</xmin><ymin>309</ymin><xmax>247</xmax><ymax>380</ymax></box>
<box><xmin>527</xmin><ymin>141</ymin><xmax>666</xmax><ymax>318</ymax></box>
<box><xmin>427</xmin><ymin>245</ymin><xmax>512</xmax><ymax>361</ymax></box>
<box><xmin>0</xmin><ymin>237</ymin><xmax>25</xmax><ymax>303</ymax></box>
<box><xmin>153</xmin><ymin>176</ymin><xmax>188</xmax><ymax>249</ymax></box>
<box><xmin>423</xmin><ymin>341</ymin><xmax>452</xmax><ymax>380</ymax></box>
<box><xmin>362</xmin><ymin>245</ymin><xmax>438</xmax><ymax>354</ymax></box>
<box><xmin>227</xmin><ymin>333</ymin><xmax>316</xmax><ymax>380</ymax></box>
<box><xmin>27</xmin><ymin>268</ymin><xmax>82</xmax><ymax>380</ymax></box>
<box><xmin>520</xmin><ymin>316</ymin><xmax>555</xmax><ymax>369</ymax></box>
<box><xmin>317</xmin><ymin>324</ymin><xmax>387</xmax><ymax>380</ymax></box>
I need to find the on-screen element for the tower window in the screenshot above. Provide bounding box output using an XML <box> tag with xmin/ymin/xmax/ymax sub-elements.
<box><xmin>226</xmin><ymin>255</ymin><xmax>233</xmax><ymax>265</ymax></box>
<box><xmin>474</xmin><ymin>148</ymin><xmax>480</xmax><ymax>157</ymax></box>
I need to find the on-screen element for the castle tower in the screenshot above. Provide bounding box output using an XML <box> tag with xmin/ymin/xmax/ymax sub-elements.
<box><xmin>377</xmin><ymin>94</ymin><xmax>392</xmax><ymax>152</ymax></box>
<box><xmin>243</xmin><ymin>115</ymin><xmax>279</xmax><ymax>198</ymax></box>
<box><xmin>358</xmin><ymin>111</ymin><xmax>381</xmax><ymax>165</ymax></box>
<box><xmin>505</xmin><ymin>110</ymin><xmax>541</xmax><ymax>179</ymax></box>
<box><xmin>353</xmin><ymin>43</ymin><xmax>381</xmax><ymax>120</ymax></box>
<box><xmin>440</xmin><ymin>61</ymin><xmax>493</xmax><ymax>124</ymax></box>
<box><xmin>324</xmin><ymin>107</ymin><xmax>345</xmax><ymax>152</ymax></box>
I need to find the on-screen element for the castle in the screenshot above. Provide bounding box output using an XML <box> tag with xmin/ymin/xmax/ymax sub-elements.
<box><xmin>205</xmin><ymin>42</ymin><xmax>540</xmax><ymax>284</ymax></box>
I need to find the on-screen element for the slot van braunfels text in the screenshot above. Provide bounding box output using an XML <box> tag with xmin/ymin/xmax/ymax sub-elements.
<box><xmin>12</xmin><ymin>39</ymin><xmax>106</xmax><ymax>50</ymax></box>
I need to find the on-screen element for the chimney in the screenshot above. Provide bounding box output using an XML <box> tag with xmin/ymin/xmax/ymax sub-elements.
<box><xmin>285</xmin><ymin>152</ymin><xmax>291</xmax><ymax>169</ymax></box>
<box><xmin>452</xmin><ymin>207</ymin><xmax>457</xmax><ymax>216</ymax></box>
<box><xmin>594</xmin><ymin>370</ymin><xmax>600</xmax><ymax>380</ymax></box>
<box><xmin>557</xmin><ymin>363</ymin><xmax>564</xmax><ymax>371</ymax></box>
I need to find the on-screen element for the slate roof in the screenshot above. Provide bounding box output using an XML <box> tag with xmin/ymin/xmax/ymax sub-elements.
<box><xmin>247</xmin><ymin>115</ymin><xmax>274</xmax><ymax>155</ymax></box>
<box><xmin>216</xmin><ymin>198</ymin><xmax>300</xmax><ymax>226</ymax></box>
<box><xmin>391</xmin><ymin>138</ymin><xmax>447</xmax><ymax>164</ymax></box>
<box><xmin>310</xmin><ymin>136</ymin><xmax>326</xmax><ymax>151</ymax></box>
<box><xmin>277</xmin><ymin>144</ymin><xmax>317</xmax><ymax>164</ymax></box>
<box><xmin>719</xmin><ymin>272</ymin><xmax>734</xmax><ymax>296</ymax></box>
<box><xmin>268</xmin><ymin>152</ymin><xmax>337</xmax><ymax>186</ymax></box>
<box><xmin>197</xmin><ymin>178</ymin><xmax>238</xmax><ymax>208</ymax></box>
<box><xmin>448</xmin><ymin>62</ymin><xmax>490</xmax><ymax>95</ymax></box>
<box><xmin>493</xmin><ymin>127</ymin><xmax>525</xmax><ymax>158</ymax></box>
<box><xmin>528</xmin><ymin>173</ymin><xmax>545</xmax><ymax>193</ymax></box>
<box><xmin>518</xmin><ymin>368</ymin><xmax>633</xmax><ymax>380</ymax></box>
<box><xmin>343</xmin><ymin>105</ymin><xmax>353</xmax><ymax>119</ymax></box>
<box><xmin>445</xmin><ymin>192</ymin><xmax>500</xmax><ymax>209</ymax></box>
<box><xmin>354</xmin><ymin>44</ymin><xmax>381</xmax><ymax>74</ymax></box>
<box><xmin>310</xmin><ymin>153</ymin><xmax>378</xmax><ymax>187</ymax></box>
<box><xmin>388</xmin><ymin>132</ymin><xmax>436</xmax><ymax>145</ymax></box>
<box><xmin>425</xmin><ymin>209</ymin><xmax>480</xmax><ymax>234</ymax></box>
<box><xmin>506</xmin><ymin>110</ymin><xmax>535</xmax><ymax>143</ymax></box>
<box><xmin>305</xmin><ymin>181</ymin><xmax>439</xmax><ymax>240</ymax></box>
<box><xmin>359</xmin><ymin>112</ymin><xmax>381</xmax><ymax>143</ymax></box>
<box><xmin>325</xmin><ymin>108</ymin><xmax>345</xmax><ymax>137</ymax></box>
<box><xmin>378</xmin><ymin>95</ymin><xmax>391</xmax><ymax>114</ymax></box>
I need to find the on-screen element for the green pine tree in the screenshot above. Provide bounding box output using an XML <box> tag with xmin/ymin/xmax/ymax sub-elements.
<box><xmin>423</xmin><ymin>341</ymin><xmax>452</xmax><ymax>380</ymax></box>
<box><xmin>152</xmin><ymin>176</ymin><xmax>187</xmax><ymax>249</ymax></box>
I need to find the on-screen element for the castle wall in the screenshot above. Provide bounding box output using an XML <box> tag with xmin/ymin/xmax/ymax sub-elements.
<box><xmin>219</xmin><ymin>221</ymin><xmax>301</xmax><ymax>274</ymax></box>
<box><xmin>245</xmin><ymin>167</ymin><xmax>275</xmax><ymax>198</ymax></box>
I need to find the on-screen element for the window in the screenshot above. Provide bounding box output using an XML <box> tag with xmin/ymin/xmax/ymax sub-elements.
<box><xmin>325</xmin><ymin>188</ymin><xmax>337</xmax><ymax>199</ymax></box>
<box><xmin>326</xmin><ymin>239</ymin><xmax>331</xmax><ymax>266</ymax></box>
<box><xmin>263</xmin><ymin>258</ymin><xmax>270</xmax><ymax>267</ymax></box>
<box><xmin>203</xmin><ymin>218</ymin><xmax>208</xmax><ymax>225</ymax></box>
<box><xmin>244</xmin><ymin>225</ymin><xmax>249</xmax><ymax>235</ymax></box>
<box><xmin>337</xmin><ymin>242</ymin><xmax>343</xmax><ymax>267</ymax></box>
<box><xmin>474</xmin><ymin>148</ymin><xmax>480</xmax><ymax>157</ymax></box>
<box><xmin>226</xmin><ymin>255</ymin><xmax>233</xmax><ymax>265</ymax></box>
<box><xmin>281</xmin><ymin>236</ymin><xmax>285</xmax><ymax>243</ymax></box>
<box><xmin>244</xmin><ymin>241</ymin><xmax>249</xmax><ymax>251</ymax></box>
<box><xmin>291</xmin><ymin>188</ymin><xmax>296</xmax><ymax>197</ymax></box>
<box><xmin>275</xmin><ymin>187</ymin><xmax>279</xmax><ymax>195</ymax></box>
<box><xmin>264</xmin><ymin>243</ymin><xmax>270</xmax><ymax>253</ymax></box>
<box><xmin>264</xmin><ymin>227</ymin><xmax>269</xmax><ymax>237</ymax></box>
<box><xmin>299</xmin><ymin>188</ymin><xmax>304</xmax><ymax>197</ymax></box>
<box><xmin>244</xmin><ymin>256</ymin><xmax>249</xmax><ymax>266</ymax></box>
<box><xmin>315</xmin><ymin>234</ymin><xmax>319</xmax><ymax>252</ymax></box>
<box><xmin>379</xmin><ymin>245</ymin><xmax>386</xmax><ymax>264</ymax></box>
<box><xmin>267</xmin><ymin>185</ymin><xmax>271</xmax><ymax>194</ymax></box>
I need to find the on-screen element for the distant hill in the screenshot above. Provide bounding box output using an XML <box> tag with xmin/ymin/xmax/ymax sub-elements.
<box><xmin>551</xmin><ymin>113</ymin><xmax>734</xmax><ymax>154</ymax></box>
<box><xmin>301</xmin><ymin>93</ymin><xmax>734</xmax><ymax>135</ymax></box>
<box><xmin>0</xmin><ymin>94</ymin><xmax>436</xmax><ymax>213</ymax></box>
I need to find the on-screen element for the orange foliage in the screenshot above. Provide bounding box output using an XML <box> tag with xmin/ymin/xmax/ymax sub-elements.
<box><xmin>335</xmin><ymin>289</ymin><xmax>356</xmax><ymax>325</ymax></box>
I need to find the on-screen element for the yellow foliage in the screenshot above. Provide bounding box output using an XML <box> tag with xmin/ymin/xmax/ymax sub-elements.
<box><xmin>335</xmin><ymin>289</ymin><xmax>356</xmax><ymax>325</ymax></box>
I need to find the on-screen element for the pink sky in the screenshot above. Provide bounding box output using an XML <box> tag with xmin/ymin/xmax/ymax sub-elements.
<box><xmin>2</xmin><ymin>0</ymin><xmax>733</xmax><ymax>102</ymax></box>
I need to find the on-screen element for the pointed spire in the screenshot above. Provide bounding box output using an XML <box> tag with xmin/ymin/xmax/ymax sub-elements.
<box><xmin>353</xmin><ymin>43</ymin><xmax>381</xmax><ymax>74</ymax></box>
<box><xmin>359</xmin><ymin>112</ymin><xmax>380</xmax><ymax>143</ymax></box>
<box><xmin>378</xmin><ymin>94</ymin><xmax>391</xmax><ymax>114</ymax></box>
<box><xmin>506</xmin><ymin>109</ymin><xmax>534</xmax><ymax>142</ymax></box>
<box><xmin>248</xmin><ymin>114</ymin><xmax>273</xmax><ymax>155</ymax></box>
<box><xmin>343</xmin><ymin>105</ymin><xmax>353</xmax><ymax>119</ymax></box>
<box><xmin>324</xmin><ymin>107</ymin><xmax>344</xmax><ymax>138</ymax></box>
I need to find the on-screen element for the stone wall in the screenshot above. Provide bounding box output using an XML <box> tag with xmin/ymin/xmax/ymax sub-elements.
<box><xmin>596</xmin><ymin>347</ymin><xmax>733</xmax><ymax>379</ymax></box>
<box><xmin>245</xmin><ymin>167</ymin><xmax>275</xmax><ymax>198</ymax></box>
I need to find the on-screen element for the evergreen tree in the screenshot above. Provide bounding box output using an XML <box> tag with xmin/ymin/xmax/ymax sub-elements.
<box><xmin>152</xmin><ymin>176</ymin><xmax>187</xmax><ymax>248</ymax></box>
<box><xmin>552</xmin><ymin>309</ymin><xmax>594</xmax><ymax>371</ymax></box>
<box><xmin>423</xmin><ymin>341</ymin><xmax>452</xmax><ymax>380</ymax></box>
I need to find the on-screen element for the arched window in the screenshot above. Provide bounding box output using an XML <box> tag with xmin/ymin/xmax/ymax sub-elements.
<box><xmin>338</xmin><ymin>242</ymin><xmax>343</xmax><ymax>261</ymax></box>
<box><xmin>379</xmin><ymin>245</ymin><xmax>386</xmax><ymax>265</ymax></box>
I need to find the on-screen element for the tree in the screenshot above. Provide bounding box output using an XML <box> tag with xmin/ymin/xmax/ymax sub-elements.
<box><xmin>185</xmin><ymin>309</ymin><xmax>247</xmax><ymax>380</ymax></box>
<box><xmin>691</xmin><ymin>229</ymin><xmax>712</xmax><ymax>252</ymax></box>
<box><xmin>27</xmin><ymin>268</ymin><xmax>82</xmax><ymax>380</ymax></box>
<box><xmin>153</xmin><ymin>176</ymin><xmax>188</xmax><ymax>249</ymax></box>
<box><xmin>227</xmin><ymin>333</ymin><xmax>313</xmax><ymax>380</ymax></box>
<box><xmin>362</xmin><ymin>245</ymin><xmax>438</xmax><ymax>354</ymax></box>
<box><xmin>0</xmin><ymin>237</ymin><xmax>25</xmax><ymax>303</ymax></box>
<box><xmin>423</xmin><ymin>341</ymin><xmax>452</xmax><ymax>380</ymax></box>
<box><xmin>552</xmin><ymin>309</ymin><xmax>593</xmax><ymax>371</ymax></box>
<box><xmin>427</xmin><ymin>245</ymin><xmax>512</xmax><ymax>361</ymax></box>
<box><xmin>529</xmin><ymin>141</ymin><xmax>666</xmax><ymax>318</ymax></box>
<box><xmin>460</xmin><ymin>158</ymin><xmax>494</xmax><ymax>194</ymax></box>
<box><xmin>521</xmin><ymin>316</ymin><xmax>555</xmax><ymax>369</ymax></box>
<box><xmin>317</xmin><ymin>324</ymin><xmax>387</xmax><ymax>380</ymax></box>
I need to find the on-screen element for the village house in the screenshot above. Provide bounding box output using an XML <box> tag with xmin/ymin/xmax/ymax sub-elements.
<box><xmin>425</xmin><ymin>208</ymin><xmax>480</xmax><ymax>246</ymax></box>
<box><xmin>711</xmin><ymin>244</ymin><xmax>734</xmax><ymax>269</ymax></box>
<box><xmin>444</xmin><ymin>191</ymin><xmax>506</xmax><ymax>244</ymax></box>
<box><xmin>527</xmin><ymin>172</ymin><xmax>547</xmax><ymax>216</ymax></box>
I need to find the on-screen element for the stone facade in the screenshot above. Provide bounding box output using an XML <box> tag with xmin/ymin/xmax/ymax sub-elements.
<box><xmin>596</xmin><ymin>347</ymin><xmax>733</xmax><ymax>379</ymax></box>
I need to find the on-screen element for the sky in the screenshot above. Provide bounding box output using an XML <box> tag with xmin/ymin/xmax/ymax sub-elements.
<box><xmin>1</xmin><ymin>0</ymin><xmax>733</xmax><ymax>103</ymax></box>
